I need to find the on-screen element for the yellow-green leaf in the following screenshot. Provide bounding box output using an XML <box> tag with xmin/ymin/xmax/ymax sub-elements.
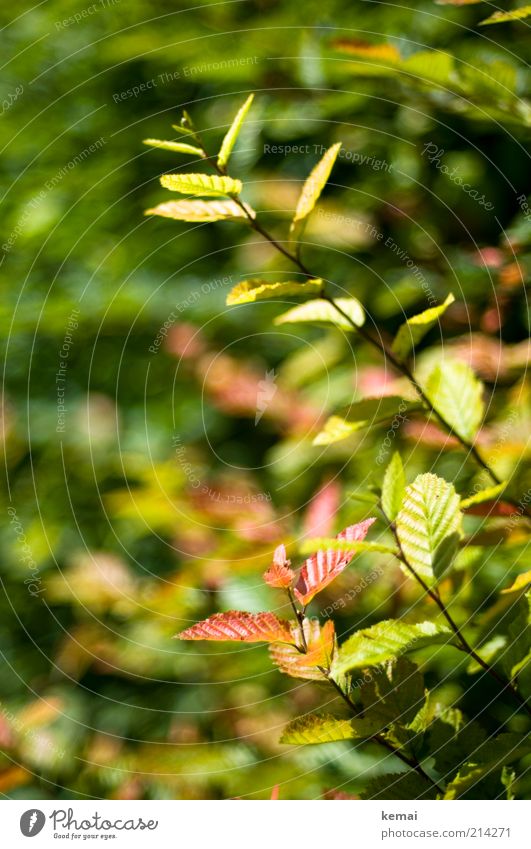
<box><xmin>313</xmin><ymin>397</ymin><xmax>419</xmax><ymax>446</ymax></box>
<box><xmin>274</xmin><ymin>297</ymin><xmax>364</xmax><ymax>331</ymax></box>
<box><xmin>226</xmin><ymin>278</ymin><xmax>322</xmax><ymax>306</ymax></box>
<box><xmin>396</xmin><ymin>473</ymin><xmax>462</xmax><ymax>585</ymax></box>
<box><xmin>160</xmin><ymin>173</ymin><xmax>242</xmax><ymax>197</ymax></box>
<box><xmin>280</xmin><ymin>714</ymin><xmax>360</xmax><ymax>745</ymax></box>
<box><xmin>481</xmin><ymin>6</ymin><xmax>531</xmax><ymax>25</ymax></box>
<box><xmin>382</xmin><ymin>451</ymin><xmax>406</xmax><ymax>521</ymax></box>
<box><xmin>143</xmin><ymin>139</ymin><xmax>204</xmax><ymax>156</ymax></box>
<box><xmin>424</xmin><ymin>360</ymin><xmax>484</xmax><ymax>443</ymax></box>
<box><xmin>217</xmin><ymin>94</ymin><xmax>254</xmax><ymax>169</ymax></box>
<box><xmin>145</xmin><ymin>199</ymin><xmax>253</xmax><ymax>222</ymax></box>
<box><xmin>460</xmin><ymin>482</ymin><xmax>507</xmax><ymax>510</ymax></box>
<box><xmin>391</xmin><ymin>294</ymin><xmax>455</xmax><ymax>362</ymax></box>
<box><xmin>292</xmin><ymin>143</ymin><xmax>342</xmax><ymax>226</ymax></box>
<box><xmin>332</xmin><ymin>620</ymin><xmax>452</xmax><ymax>677</ymax></box>
<box><xmin>298</xmin><ymin>537</ymin><xmax>397</xmax><ymax>556</ymax></box>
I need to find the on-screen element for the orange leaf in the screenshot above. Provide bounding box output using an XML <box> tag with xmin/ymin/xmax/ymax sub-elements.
<box><xmin>270</xmin><ymin>618</ymin><xmax>336</xmax><ymax>679</ymax></box>
<box><xmin>175</xmin><ymin>611</ymin><xmax>296</xmax><ymax>643</ymax></box>
<box><xmin>263</xmin><ymin>544</ymin><xmax>295</xmax><ymax>589</ymax></box>
<box><xmin>294</xmin><ymin>519</ymin><xmax>376</xmax><ymax>606</ymax></box>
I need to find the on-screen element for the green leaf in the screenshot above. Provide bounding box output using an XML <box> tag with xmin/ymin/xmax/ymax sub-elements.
<box><xmin>444</xmin><ymin>733</ymin><xmax>531</xmax><ymax>799</ymax></box>
<box><xmin>460</xmin><ymin>482</ymin><xmax>507</xmax><ymax>509</ymax></box>
<box><xmin>480</xmin><ymin>6</ymin><xmax>531</xmax><ymax>25</ymax></box>
<box><xmin>274</xmin><ymin>297</ymin><xmax>364</xmax><ymax>331</ymax></box>
<box><xmin>333</xmin><ymin>620</ymin><xmax>452</xmax><ymax>677</ymax></box>
<box><xmin>391</xmin><ymin>294</ymin><xmax>455</xmax><ymax>362</ymax></box>
<box><xmin>424</xmin><ymin>360</ymin><xmax>484</xmax><ymax>443</ymax></box>
<box><xmin>298</xmin><ymin>537</ymin><xmax>398</xmax><ymax>556</ymax></box>
<box><xmin>280</xmin><ymin>713</ymin><xmax>365</xmax><ymax>745</ymax></box>
<box><xmin>396</xmin><ymin>473</ymin><xmax>463</xmax><ymax>585</ymax></box>
<box><xmin>313</xmin><ymin>397</ymin><xmax>419</xmax><ymax>446</ymax></box>
<box><xmin>159</xmin><ymin>173</ymin><xmax>242</xmax><ymax>197</ymax></box>
<box><xmin>358</xmin><ymin>658</ymin><xmax>426</xmax><ymax>730</ymax></box>
<box><xmin>217</xmin><ymin>94</ymin><xmax>255</xmax><ymax>169</ymax></box>
<box><xmin>144</xmin><ymin>199</ymin><xmax>253</xmax><ymax>222</ymax></box>
<box><xmin>381</xmin><ymin>452</ymin><xmax>406</xmax><ymax>521</ymax></box>
<box><xmin>361</xmin><ymin>771</ymin><xmax>438</xmax><ymax>800</ymax></box>
<box><xmin>226</xmin><ymin>278</ymin><xmax>322</xmax><ymax>306</ymax></box>
<box><xmin>143</xmin><ymin>138</ymin><xmax>204</xmax><ymax>156</ymax></box>
<box><xmin>291</xmin><ymin>142</ymin><xmax>342</xmax><ymax>227</ymax></box>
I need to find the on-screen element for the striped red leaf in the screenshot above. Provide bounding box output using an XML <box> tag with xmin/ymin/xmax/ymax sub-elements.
<box><xmin>294</xmin><ymin>519</ymin><xmax>376</xmax><ymax>606</ymax></box>
<box><xmin>175</xmin><ymin>611</ymin><xmax>296</xmax><ymax>643</ymax></box>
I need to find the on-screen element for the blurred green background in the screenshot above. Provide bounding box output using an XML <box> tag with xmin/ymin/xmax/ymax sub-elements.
<box><xmin>1</xmin><ymin>0</ymin><xmax>530</xmax><ymax>799</ymax></box>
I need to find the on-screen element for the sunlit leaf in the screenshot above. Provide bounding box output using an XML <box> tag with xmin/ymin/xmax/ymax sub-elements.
<box><xmin>218</xmin><ymin>94</ymin><xmax>255</xmax><ymax>169</ymax></box>
<box><xmin>381</xmin><ymin>452</ymin><xmax>406</xmax><ymax>521</ymax></box>
<box><xmin>331</xmin><ymin>39</ymin><xmax>401</xmax><ymax>63</ymax></box>
<box><xmin>299</xmin><ymin>537</ymin><xmax>397</xmax><ymax>556</ymax></box>
<box><xmin>175</xmin><ymin>611</ymin><xmax>295</xmax><ymax>643</ymax></box>
<box><xmin>143</xmin><ymin>138</ymin><xmax>204</xmax><ymax>156</ymax></box>
<box><xmin>480</xmin><ymin>6</ymin><xmax>531</xmax><ymax>25</ymax></box>
<box><xmin>280</xmin><ymin>714</ymin><xmax>359</xmax><ymax>745</ymax></box>
<box><xmin>424</xmin><ymin>360</ymin><xmax>485</xmax><ymax>443</ymax></box>
<box><xmin>332</xmin><ymin>620</ymin><xmax>452</xmax><ymax>676</ymax></box>
<box><xmin>313</xmin><ymin>397</ymin><xmax>419</xmax><ymax>446</ymax></box>
<box><xmin>501</xmin><ymin>571</ymin><xmax>531</xmax><ymax>595</ymax></box>
<box><xmin>391</xmin><ymin>294</ymin><xmax>455</xmax><ymax>362</ymax></box>
<box><xmin>226</xmin><ymin>278</ymin><xmax>322</xmax><ymax>306</ymax></box>
<box><xmin>269</xmin><ymin>618</ymin><xmax>335</xmax><ymax>679</ymax></box>
<box><xmin>160</xmin><ymin>172</ymin><xmax>242</xmax><ymax>197</ymax></box>
<box><xmin>460</xmin><ymin>482</ymin><xmax>508</xmax><ymax>510</ymax></box>
<box><xmin>396</xmin><ymin>473</ymin><xmax>462</xmax><ymax>585</ymax></box>
<box><xmin>294</xmin><ymin>519</ymin><xmax>376</xmax><ymax>606</ymax></box>
<box><xmin>292</xmin><ymin>142</ymin><xmax>342</xmax><ymax>226</ymax></box>
<box><xmin>263</xmin><ymin>544</ymin><xmax>295</xmax><ymax>589</ymax></box>
<box><xmin>274</xmin><ymin>297</ymin><xmax>365</xmax><ymax>331</ymax></box>
<box><xmin>145</xmin><ymin>199</ymin><xmax>253</xmax><ymax>222</ymax></box>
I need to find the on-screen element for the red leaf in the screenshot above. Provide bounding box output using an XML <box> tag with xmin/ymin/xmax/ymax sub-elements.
<box><xmin>263</xmin><ymin>544</ymin><xmax>295</xmax><ymax>588</ymax></box>
<box><xmin>294</xmin><ymin>519</ymin><xmax>376</xmax><ymax>606</ymax></box>
<box><xmin>175</xmin><ymin>611</ymin><xmax>296</xmax><ymax>643</ymax></box>
<box><xmin>269</xmin><ymin>618</ymin><xmax>336</xmax><ymax>679</ymax></box>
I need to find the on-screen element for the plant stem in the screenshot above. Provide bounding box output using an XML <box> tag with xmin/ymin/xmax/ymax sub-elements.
<box><xmin>321</xmin><ymin>667</ymin><xmax>444</xmax><ymax>796</ymax></box>
<box><xmin>381</xmin><ymin>506</ymin><xmax>531</xmax><ymax>718</ymax></box>
<box><xmin>284</xmin><ymin>587</ymin><xmax>444</xmax><ymax>795</ymax></box>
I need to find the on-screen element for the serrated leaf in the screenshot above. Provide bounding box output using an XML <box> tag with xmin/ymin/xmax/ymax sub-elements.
<box><xmin>263</xmin><ymin>544</ymin><xmax>295</xmax><ymax>589</ymax></box>
<box><xmin>361</xmin><ymin>771</ymin><xmax>438</xmax><ymax>800</ymax></box>
<box><xmin>294</xmin><ymin>519</ymin><xmax>376</xmax><ymax>606</ymax></box>
<box><xmin>396</xmin><ymin>473</ymin><xmax>462</xmax><ymax>585</ymax></box>
<box><xmin>333</xmin><ymin>620</ymin><xmax>451</xmax><ymax>677</ymax></box>
<box><xmin>269</xmin><ymin>618</ymin><xmax>335</xmax><ymax>679</ymax></box>
<box><xmin>382</xmin><ymin>452</ymin><xmax>406</xmax><ymax>521</ymax></box>
<box><xmin>226</xmin><ymin>278</ymin><xmax>322</xmax><ymax>306</ymax></box>
<box><xmin>217</xmin><ymin>94</ymin><xmax>254</xmax><ymax>169</ymax></box>
<box><xmin>424</xmin><ymin>360</ymin><xmax>484</xmax><ymax>443</ymax></box>
<box><xmin>280</xmin><ymin>714</ymin><xmax>358</xmax><ymax>745</ymax></box>
<box><xmin>391</xmin><ymin>294</ymin><xmax>455</xmax><ymax>362</ymax></box>
<box><xmin>480</xmin><ymin>6</ymin><xmax>531</xmax><ymax>25</ymax></box>
<box><xmin>145</xmin><ymin>199</ymin><xmax>253</xmax><ymax>222</ymax></box>
<box><xmin>274</xmin><ymin>297</ymin><xmax>365</xmax><ymax>331</ymax></box>
<box><xmin>160</xmin><ymin>172</ymin><xmax>242</xmax><ymax>197</ymax></box>
<box><xmin>299</xmin><ymin>538</ymin><xmax>397</xmax><ymax>556</ymax></box>
<box><xmin>143</xmin><ymin>138</ymin><xmax>204</xmax><ymax>156</ymax></box>
<box><xmin>460</xmin><ymin>482</ymin><xmax>507</xmax><ymax>510</ymax></box>
<box><xmin>292</xmin><ymin>142</ymin><xmax>341</xmax><ymax>227</ymax></box>
<box><xmin>175</xmin><ymin>611</ymin><xmax>295</xmax><ymax>643</ymax></box>
<box><xmin>313</xmin><ymin>397</ymin><xmax>420</xmax><ymax>446</ymax></box>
